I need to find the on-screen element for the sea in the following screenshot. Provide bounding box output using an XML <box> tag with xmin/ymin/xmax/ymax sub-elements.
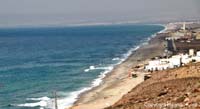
<box><xmin>0</xmin><ymin>24</ymin><xmax>164</xmax><ymax>109</ymax></box>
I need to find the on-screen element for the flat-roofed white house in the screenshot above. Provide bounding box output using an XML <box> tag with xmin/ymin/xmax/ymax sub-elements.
<box><xmin>145</xmin><ymin>51</ymin><xmax>200</xmax><ymax>71</ymax></box>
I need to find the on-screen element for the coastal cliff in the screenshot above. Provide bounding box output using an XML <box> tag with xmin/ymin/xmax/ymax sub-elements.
<box><xmin>106</xmin><ymin>62</ymin><xmax>200</xmax><ymax>109</ymax></box>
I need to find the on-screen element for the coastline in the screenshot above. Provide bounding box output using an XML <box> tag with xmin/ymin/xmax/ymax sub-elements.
<box><xmin>67</xmin><ymin>24</ymin><xmax>167</xmax><ymax>109</ymax></box>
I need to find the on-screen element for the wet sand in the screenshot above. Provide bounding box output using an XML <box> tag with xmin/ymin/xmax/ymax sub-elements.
<box><xmin>68</xmin><ymin>27</ymin><xmax>167</xmax><ymax>109</ymax></box>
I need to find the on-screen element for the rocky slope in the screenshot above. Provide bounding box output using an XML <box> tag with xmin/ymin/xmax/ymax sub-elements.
<box><xmin>106</xmin><ymin>63</ymin><xmax>200</xmax><ymax>109</ymax></box>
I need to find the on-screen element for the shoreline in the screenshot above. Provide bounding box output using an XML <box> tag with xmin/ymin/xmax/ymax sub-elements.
<box><xmin>67</xmin><ymin>24</ymin><xmax>167</xmax><ymax>109</ymax></box>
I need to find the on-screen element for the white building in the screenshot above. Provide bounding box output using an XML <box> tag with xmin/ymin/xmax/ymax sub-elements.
<box><xmin>145</xmin><ymin>51</ymin><xmax>200</xmax><ymax>72</ymax></box>
<box><xmin>145</xmin><ymin>59</ymin><xmax>172</xmax><ymax>71</ymax></box>
<box><xmin>197</xmin><ymin>51</ymin><xmax>200</xmax><ymax>57</ymax></box>
<box><xmin>182</xmin><ymin>22</ymin><xmax>186</xmax><ymax>31</ymax></box>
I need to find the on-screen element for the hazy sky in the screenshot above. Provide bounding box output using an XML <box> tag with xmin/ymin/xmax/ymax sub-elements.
<box><xmin>0</xmin><ymin>0</ymin><xmax>199</xmax><ymax>26</ymax></box>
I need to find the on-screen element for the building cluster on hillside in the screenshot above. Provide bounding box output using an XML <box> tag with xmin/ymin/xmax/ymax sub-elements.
<box><xmin>145</xmin><ymin>49</ymin><xmax>200</xmax><ymax>71</ymax></box>
<box><xmin>145</xmin><ymin>22</ymin><xmax>200</xmax><ymax>72</ymax></box>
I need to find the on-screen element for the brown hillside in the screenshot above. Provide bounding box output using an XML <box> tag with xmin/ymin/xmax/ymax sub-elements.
<box><xmin>106</xmin><ymin>63</ymin><xmax>200</xmax><ymax>109</ymax></box>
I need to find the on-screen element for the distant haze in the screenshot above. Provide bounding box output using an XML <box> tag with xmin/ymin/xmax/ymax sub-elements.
<box><xmin>0</xmin><ymin>0</ymin><xmax>199</xmax><ymax>27</ymax></box>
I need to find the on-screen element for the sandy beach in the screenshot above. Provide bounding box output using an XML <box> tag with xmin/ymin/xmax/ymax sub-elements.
<box><xmin>68</xmin><ymin>26</ymin><xmax>167</xmax><ymax>109</ymax></box>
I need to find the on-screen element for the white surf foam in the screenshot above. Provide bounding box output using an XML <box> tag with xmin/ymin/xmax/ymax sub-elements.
<box><xmin>26</xmin><ymin>96</ymin><xmax>50</xmax><ymax>101</ymax></box>
<box><xmin>112</xmin><ymin>57</ymin><xmax>120</xmax><ymax>61</ymax></box>
<box><xmin>56</xmin><ymin>65</ymin><xmax>114</xmax><ymax>109</ymax></box>
<box><xmin>84</xmin><ymin>69</ymin><xmax>90</xmax><ymax>72</ymax></box>
<box><xmin>56</xmin><ymin>87</ymin><xmax>92</xmax><ymax>109</ymax></box>
<box><xmin>84</xmin><ymin>65</ymin><xmax>95</xmax><ymax>72</ymax></box>
<box><xmin>16</xmin><ymin>101</ymin><xmax>48</xmax><ymax>107</ymax></box>
<box><xmin>14</xmin><ymin>96</ymin><xmax>52</xmax><ymax>108</ymax></box>
<box><xmin>84</xmin><ymin>65</ymin><xmax>113</xmax><ymax>72</ymax></box>
<box><xmin>91</xmin><ymin>66</ymin><xmax>113</xmax><ymax>86</ymax></box>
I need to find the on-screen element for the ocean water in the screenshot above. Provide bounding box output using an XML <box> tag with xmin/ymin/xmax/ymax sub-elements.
<box><xmin>0</xmin><ymin>24</ymin><xmax>164</xmax><ymax>109</ymax></box>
